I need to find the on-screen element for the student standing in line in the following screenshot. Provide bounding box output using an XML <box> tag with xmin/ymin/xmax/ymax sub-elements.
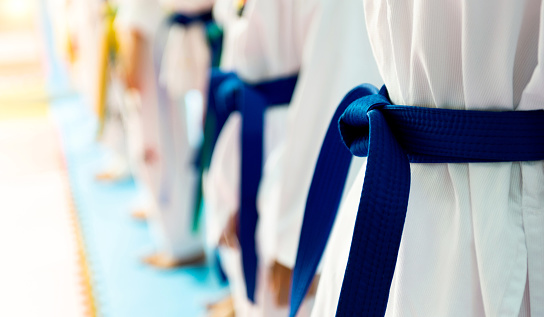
<box><xmin>255</xmin><ymin>0</ymin><xmax>382</xmax><ymax>312</ymax></box>
<box><xmin>309</xmin><ymin>1</ymin><xmax>544</xmax><ymax>316</ymax></box>
<box><xmin>205</xmin><ymin>0</ymin><xmax>382</xmax><ymax>315</ymax></box>
<box><xmin>114</xmin><ymin>0</ymin><xmax>164</xmax><ymax>222</ymax></box>
<box><xmin>136</xmin><ymin>0</ymin><xmax>216</xmax><ymax>268</ymax></box>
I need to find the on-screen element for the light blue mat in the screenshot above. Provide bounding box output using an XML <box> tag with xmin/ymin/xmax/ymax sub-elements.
<box><xmin>41</xmin><ymin>3</ymin><xmax>228</xmax><ymax>317</ymax></box>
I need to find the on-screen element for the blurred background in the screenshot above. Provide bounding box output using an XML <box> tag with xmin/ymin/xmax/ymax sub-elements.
<box><xmin>0</xmin><ymin>0</ymin><xmax>228</xmax><ymax>316</ymax></box>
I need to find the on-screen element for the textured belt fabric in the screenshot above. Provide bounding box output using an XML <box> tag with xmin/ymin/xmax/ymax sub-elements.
<box><xmin>168</xmin><ymin>11</ymin><xmax>213</xmax><ymax>26</ymax></box>
<box><xmin>203</xmin><ymin>70</ymin><xmax>298</xmax><ymax>302</ymax></box>
<box><xmin>288</xmin><ymin>84</ymin><xmax>379</xmax><ymax>316</ymax></box>
<box><xmin>290</xmin><ymin>84</ymin><xmax>544</xmax><ymax>317</ymax></box>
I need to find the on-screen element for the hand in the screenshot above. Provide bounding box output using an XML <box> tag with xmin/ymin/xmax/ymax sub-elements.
<box><xmin>143</xmin><ymin>147</ymin><xmax>158</xmax><ymax>164</ymax></box>
<box><xmin>269</xmin><ymin>261</ymin><xmax>320</xmax><ymax>307</ymax></box>
<box><xmin>118</xmin><ymin>28</ymin><xmax>144</xmax><ymax>90</ymax></box>
<box><xmin>269</xmin><ymin>261</ymin><xmax>292</xmax><ymax>307</ymax></box>
<box><xmin>219</xmin><ymin>212</ymin><xmax>239</xmax><ymax>249</ymax></box>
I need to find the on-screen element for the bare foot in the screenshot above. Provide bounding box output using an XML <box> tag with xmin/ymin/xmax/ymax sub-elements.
<box><xmin>218</xmin><ymin>212</ymin><xmax>239</xmax><ymax>249</ymax></box>
<box><xmin>95</xmin><ymin>170</ymin><xmax>122</xmax><ymax>182</ymax></box>
<box><xmin>142</xmin><ymin>251</ymin><xmax>206</xmax><ymax>269</ymax></box>
<box><xmin>131</xmin><ymin>209</ymin><xmax>148</xmax><ymax>222</ymax></box>
<box><xmin>207</xmin><ymin>296</ymin><xmax>235</xmax><ymax>317</ymax></box>
<box><xmin>270</xmin><ymin>261</ymin><xmax>291</xmax><ymax>307</ymax></box>
<box><xmin>269</xmin><ymin>261</ymin><xmax>320</xmax><ymax>307</ymax></box>
<box><xmin>308</xmin><ymin>274</ymin><xmax>320</xmax><ymax>296</ymax></box>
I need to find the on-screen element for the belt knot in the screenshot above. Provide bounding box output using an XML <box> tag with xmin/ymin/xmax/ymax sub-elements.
<box><xmin>339</xmin><ymin>85</ymin><xmax>390</xmax><ymax>157</ymax></box>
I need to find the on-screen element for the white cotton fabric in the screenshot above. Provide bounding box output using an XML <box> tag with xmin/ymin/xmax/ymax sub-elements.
<box><xmin>159</xmin><ymin>0</ymin><xmax>215</xmax><ymax>99</ymax></box>
<box><xmin>204</xmin><ymin>0</ymin><xmax>300</xmax><ymax>250</ymax></box>
<box><xmin>97</xmin><ymin>75</ymin><xmax>132</xmax><ymax>180</ymax></box>
<box><xmin>65</xmin><ymin>0</ymin><xmax>102</xmax><ymax>115</ymax></box>
<box><xmin>203</xmin><ymin>0</ymin><xmax>245</xmax><ymax>248</ymax></box>
<box><xmin>212</xmin><ymin>0</ymin><xmax>245</xmax><ymax>70</ymax></box>
<box><xmin>116</xmin><ymin>0</ymin><xmax>163</xmax><ymax>38</ymax></box>
<box><xmin>206</xmin><ymin>0</ymin><xmax>382</xmax><ymax>316</ymax></box>
<box><xmin>256</xmin><ymin>0</ymin><xmax>383</xmax><ymax>271</ymax></box>
<box><xmin>159</xmin><ymin>0</ymin><xmax>215</xmax><ymax>14</ymax></box>
<box><xmin>115</xmin><ymin>0</ymin><xmax>163</xmax><ymax>200</ymax></box>
<box><xmin>149</xmin><ymin>0</ymin><xmax>215</xmax><ymax>259</ymax></box>
<box><xmin>313</xmin><ymin>1</ymin><xmax>544</xmax><ymax>316</ymax></box>
<box><xmin>203</xmin><ymin>3</ymin><xmax>256</xmax><ymax>317</ymax></box>
<box><xmin>118</xmin><ymin>0</ymin><xmax>213</xmax><ymax>259</ymax></box>
<box><xmin>204</xmin><ymin>0</ymin><xmax>301</xmax><ymax>316</ymax></box>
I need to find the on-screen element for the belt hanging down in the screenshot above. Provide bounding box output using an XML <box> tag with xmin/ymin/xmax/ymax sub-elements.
<box><xmin>203</xmin><ymin>70</ymin><xmax>298</xmax><ymax>302</ymax></box>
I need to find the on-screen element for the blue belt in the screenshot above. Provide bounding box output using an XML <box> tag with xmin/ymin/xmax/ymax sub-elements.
<box><xmin>204</xmin><ymin>69</ymin><xmax>298</xmax><ymax>302</ymax></box>
<box><xmin>290</xmin><ymin>84</ymin><xmax>544</xmax><ymax>316</ymax></box>
<box><xmin>168</xmin><ymin>11</ymin><xmax>213</xmax><ymax>26</ymax></box>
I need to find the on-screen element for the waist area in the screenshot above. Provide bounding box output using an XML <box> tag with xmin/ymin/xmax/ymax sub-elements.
<box><xmin>168</xmin><ymin>11</ymin><xmax>213</xmax><ymax>26</ymax></box>
<box><xmin>340</xmin><ymin>86</ymin><xmax>544</xmax><ymax>164</ymax></box>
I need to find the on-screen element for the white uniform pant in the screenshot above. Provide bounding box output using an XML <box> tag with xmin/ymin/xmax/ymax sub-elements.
<box><xmin>148</xmin><ymin>90</ymin><xmax>203</xmax><ymax>259</ymax></box>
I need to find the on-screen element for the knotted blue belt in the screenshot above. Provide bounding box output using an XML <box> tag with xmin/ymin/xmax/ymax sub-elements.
<box><xmin>290</xmin><ymin>84</ymin><xmax>544</xmax><ymax>316</ymax></box>
<box><xmin>203</xmin><ymin>69</ymin><xmax>298</xmax><ymax>302</ymax></box>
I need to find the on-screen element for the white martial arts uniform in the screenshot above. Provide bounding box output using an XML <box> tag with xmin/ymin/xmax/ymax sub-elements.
<box><xmin>98</xmin><ymin>75</ymin><xmax>132</xmax><ymax>180</ymax></box>
<box><xmin>206</xmin><ymin>0</ymin><xmax>382</xmax><ymax>315</ymax></box>
<box><xmin>66</xmin><ymin>0</ymin><xmax>132</xmax><ymax>180</ymax></box>
<box><xmin>256</xmin><ymin>0</ymin><xmax>382</xmax><ymax>274</ymax></box>
<box><xmin>115</xmin><ymin>0</ymin><xmax>163</xmax><ymax>210</ymax></box>
<box><xmin>204</xmin><ymin>0</ymin><xmax>240</xmax><ymax>246</ymax></box>
<box><xmin>144</xmin><ymin>0</ymin><xmax>214</xmax><ymax>260</ymax></box>
<box><xmin>203</xmin><ymin>0</ymin><xmax>248</xmax><ymax>314</ymax></box>
<box><xmin>211</xmin><ymin>0</ymin><xmax>242</xmax><ymax>70</ymax></box>
<box><xmin>313</xmin><ymin>1</ymin><xmax>544</xmax><ymax>316</ymax></box>
<box><xmin>203</xmin><ymin>2</ymin><xmax>256</xmax><ymax>315</ymax></box>
<box><xmin>65</xmin><ymin>0</ymin><xmax>102</xmax><ymax>113</ymax></box>
<box><xmin>205</xmin><ymin>0</ymin><xmax>298</xmax><ymax>315</ymax></box>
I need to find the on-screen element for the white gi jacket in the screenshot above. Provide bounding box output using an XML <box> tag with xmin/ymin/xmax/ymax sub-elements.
<box><xmin>65</xmin><ymin>0</ymin><xmax>102</xmax><ymax>114</ymax></box>
<box><xmin>204</xmin><ymin>3</ymin><xmax>261</xmax><ymax>316</ymax></box>
<box><xmin>205</xmin><ymin>0</ymin><xmax>299</xmax><ymax>249</ymax></box>
<box><xmin>159</xmin><ymin>0</ymin><xmax>214</xmax><ymax>99</ymax></box>
<box><xmin>115</xmin><ymin>0</ymin><xmax>163</xmax><ymax>197</ymax></box>
<box><xmin>256</xmin><ymin>0</ymin><xmax>383</xmax><ymax>271</ymax></box>
<box><xmin>212</xmin><ymin>0</ymin><xmax>244</xmax><ymax>70</ymax></box>
<box><xmin>142</xmin><ymin>0</ymin><xmax>214</xmax><ymax>259</ymax></box>
<box><xmin>204</xmin><ymin>0</ymin><xmax>247</xmax><ymax>249</ymax></box>
<box><xmin>313</xmin><ymin>1</ymin><xmax>544</xmax><ymax>316</ymax></box>
<box><xmin>205</xmin><ymin>0</ymin><xmax>304</xmax><ymax>316</ymax></box>
<box><xmin>207</xmin><ymin>0</ymin><xmax>382</xmax><ymax>316</ymax></box>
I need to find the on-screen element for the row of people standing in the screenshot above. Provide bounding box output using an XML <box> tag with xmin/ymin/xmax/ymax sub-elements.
<box><xmin>70</xmin><ymin>0</ymin><xmax>382</xmax><ymax>315</ymax></box>
<box><xmin>65</xmin><ymin>0</ymin><xmax>544</xmax><ymax>316</ymax></box>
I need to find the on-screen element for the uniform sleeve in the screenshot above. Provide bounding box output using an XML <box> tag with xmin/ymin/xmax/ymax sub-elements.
<box><xmin>518</xmin><ymin>1</ymin><xmax>544</xmax><ymax>111</ymax></box>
